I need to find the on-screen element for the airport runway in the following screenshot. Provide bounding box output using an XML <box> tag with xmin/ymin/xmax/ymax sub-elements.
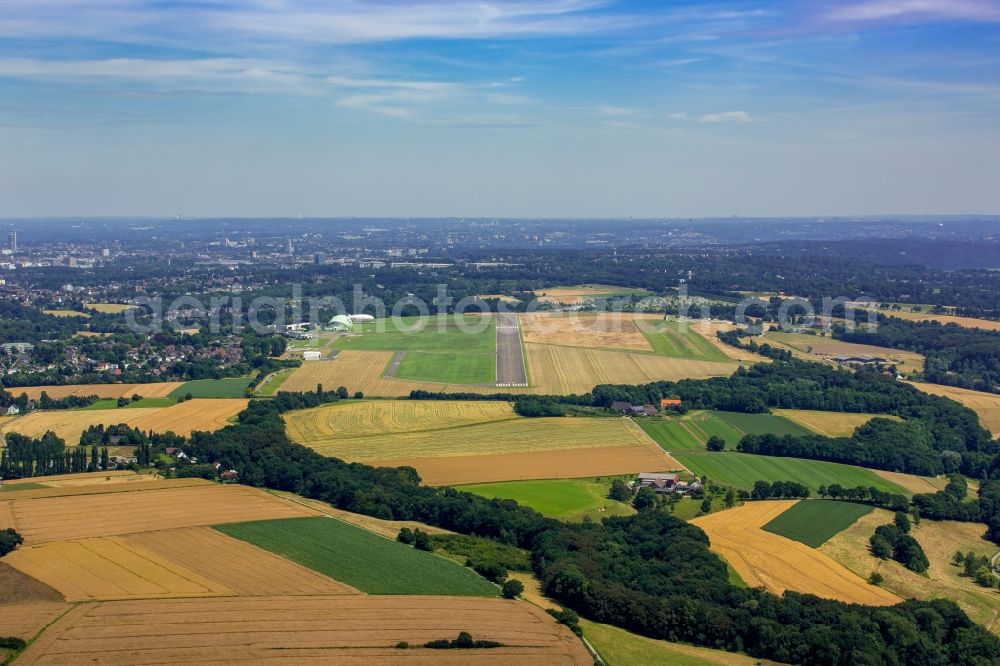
<box><xmin>495</xmin><ymin>313</ymin><xmax>528</xmax><ymax>387</ymax></box>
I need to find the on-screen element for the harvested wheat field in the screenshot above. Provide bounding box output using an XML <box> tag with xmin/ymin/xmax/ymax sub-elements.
<box><xmin>128</xmin><ymin>398</ymin><xmax>247</xmax><ymax>435</ymax></box>
<box><xmin>0</xmin><ymin>399</ymin><xmax>245</xmax><ymax>444</ymax></box>
<box><xmin>690</xmin><ymin>320</ymin><xmax>773</xmax><ymax>363</ymax></box>
<box><xmin>0</xmin><ymin>500</ymin><xmax>16</xmax><ymax>529</ymax></box>
<box><xmin>17</xmin><ymin>595</ymin><xmax>591</xmax><ymax>665</ymax></box>
<box><xmin>691</xmin><ymin>501</ymin><xmax>900</xmax><ymax>606</ymax></box>
<box><xmin>908</xmin><ymin>382</ymin><xmax>1000</xmax><ymax>436</ymax></box>
<box><xmin>869</xmin><ymin>309</ymin><xmax>1000</xmax><ymax>332</ymax></box>
<box><xmin>519</xmin><ymin>312</ymin><xmax>654</xmax><ymax>351</ymax></box>
<box><xmin>870</xmin><ymin>469</ymin><xmax>947</xmax><ymax>494</ymax></box>
<box><xmin>285</xmin><ymin>400</ymin><xmax>517</xmax><ymax>442</ymax></box>
<box><xmin>9</xmin><ymin>484</ymin><xmax>318</xmax><ymax>544</ymax></box>
<box><xmin>6</xmin><ymin>528</ymin><xmax>357</xmax><ymax>601</ymax></box>
<box><xmin>85</xmin><ymin>303</ymin><xmax>137</xmax><ymax>314</ymax></box>
<box><xmin>535</xmin><ymin>284</ymin><xmax>647</xmax><ymax>304</ymax></box>
<box><xmin>11</xmin><ymin>382</ymin><xmax>184</xmax><ymax>401</ymax></box>
<box><xmin>1</xmin><ymin>407</ymin><xmax>161</xmax><ymax>444</ymax></box>
<box><xmin>267</xmin><ymin>491</ymin><xmax>453</xmax><ymax>540</ymax></box>
<box><xmin>130</xmin><ymin>527</ymin><xmax>358</xmax><ymax>596</ymax></box>
<box><xmin>43</xmin><ymin>309</ymin><xmax>90</xmax><ymax>318</ymax></box>
<box><xmin>0</xmin><ymin>602</ymin><xmax>71</xmax><ymax>640</ymax></box>
<box><xmin>525</xmin><ymin>343</ymin><xmax>738</xmax><ymax>394</ymax></box>
<box><xmin>0</xmin><ymin>478</ymin><xmax>208</xmax><ymax>502</ymax></box>
<box><xmin>374</xmin><ymin>443</ymin><xmax>683</xmax><ymax>486</ymax></box>
<box><xmin>772</xmin><ymin>409</ymin><xmax>897</xmax><ymax>437</ymax></box>
<box><xmin>22</xmin><ymin>471</ymin><xmax>160</xmax><ymax>488</ymax></box>
<box><xmin>822</xmin><ymin>509</ymin><xmax>1000</xmax><ymax>631</ymax></box>
<box><xmin>4</xmin><ymin>536</ymin><xmax>231</xmax><ymax>601</ymax></box>
<box><xmin>280</xmin><ymin>350</ymin><xmax>518</xmax><ymax>397</ymax></box>
<box><xmin>297</xmin><ymin>415</ymin><xmax>650</xmax><ymax>462</ymax></box>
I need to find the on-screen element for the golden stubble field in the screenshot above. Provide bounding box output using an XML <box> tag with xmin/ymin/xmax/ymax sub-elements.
<box><xmin>866</xmin><ymin>308</ymin><xmax>1000</xmax><ymax>332</ymax></box>
<box><xmin>772</xmin><ymin>409</ymin><xmax>898</xmax><ymax>437</ymax></box>
<box><xmin>6</xmin><ymin>482</ymin><xmax>317</xmax><ymax>544</ymax></box>
<box><xmin>285</xmin><ymin>400</ymin><xmax>518</xmax><ymax>442</ymax></box>
<box><xmin>0</xmin><ymin>399</ymin><xmax>247</xmax><ymax>443</ymax></box>
<box><xmin>11</xmin><ymin>382</ymin><xmax>184</xmax><ymax>401</ymax></box>
<box><xmin>821</xmin><ymin>509</ymin><xmax>1000</xmax><ymax>632</ymax></box>
<box><xmin>16</xmin><ymin>596</ymin><xmax>592</xmax><ymax>665</ymax></box>
<box><xmin>907</xmin><ymin>382</ymin><xmax>1000</xmax><ymax>436</ymax></box>
<box><xmin>519</xmin><ymin>312</ymin><xmax>655</xmax><ymax>351</ymax></box>
<box><xmin>691</xmin><ymin>501</ymin><xmax>901</xmax><ymax>606</ymax></box>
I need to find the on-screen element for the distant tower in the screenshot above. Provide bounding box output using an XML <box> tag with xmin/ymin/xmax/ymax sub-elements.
<box><xmin>7</xmin><ymin>231</ymin><xmax>16</xmax><ymax>253</ymax></box>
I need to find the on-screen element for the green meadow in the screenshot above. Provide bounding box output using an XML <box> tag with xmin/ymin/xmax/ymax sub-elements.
<box><xmin>762</xmin><ymin>500</ymin><xmax>874</xmax><ymax>547</ymax></box>
<box><xmin>458</xmin><ymin>478</ymin><xmax>634</xmax><ymax>521</ymax></box>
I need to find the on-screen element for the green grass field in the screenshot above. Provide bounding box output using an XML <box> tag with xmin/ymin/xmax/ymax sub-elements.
<box><xmin>332</xmin><ymin>315</ymin><xmax>496</xmax><ymax>384</ymax></box>
<box><xmin>255</xmin><ymin>367</ymin><xmax>297</xmax><ymax>396</ymax></box>
<box><xmin>581</xmin><ymin>620</ymin><xmax>759</xmax><ymax>666</ymax></box>
<box><xmin>214</xmin><ymin>516</ymin><xmax>497</xmax><ymax>596</ymax></box>
<box><xmin>640</xmin><ymin>322</ymin><xmax>730</xmax><ymax>362</ymax></box>
<box><xmin>712</xmin><ymin>411</ymin><xmax>813</xmax><ymax>437</ymax></box>
<box><xmin>0</xmin><ymin>482</ymin><xmax>46</xmax><ymax>492</ymax></box>
<box><xmin>457</xmin><ymin>478</ymin><xmax>634</xmax><ymax>521</ymax></box>
<box><xmin>639</xmin><ymin>410</ymin><xmax>810</xmax><ymax>452</ymax></box>
<box><xmin>674</xmin><ymin>452</ymin><xmax>908</xmax><ymax>495</ymax></box>
<box><xmin>169</xmin><ymin>377</ymin><xmax>253</xmax><ymax>398</ymax></box>
<box><xmin>762</xmin><ymin>500</ymin><xmax>874</xmax><ymax>547</ymax></box>
<box><xmin>80</xmin><ymin>397</ymin><xmax>176</xmax><ymax>410</ymax></box>
<box><xmin>394</xmin><ymin>350</ymin><xmax>495</xmax><ymax>384</ymax></box>
<box><xmin>639</xmin><ymin>412</ymin><xmax>744</xmax><ymax>450</ymax></box>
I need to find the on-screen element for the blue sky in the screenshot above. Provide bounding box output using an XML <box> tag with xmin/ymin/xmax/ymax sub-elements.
<box><xmin>1</xmin><ymin>0</ymin><xmax>999</xmax><ymax>217</ymax></box>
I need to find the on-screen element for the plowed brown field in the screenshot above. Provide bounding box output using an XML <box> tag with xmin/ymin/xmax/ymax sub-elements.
<box><xmin>0</xmin><ymin>478</ymin><xmax>209</xmax><ymax>502</ymax></box>
<box><xmin>16</xmin><ymin>596</ymin><xmax>592</xmax><ymax>665</ymax></box>
<box><xmin>691</xmin><ymin>501</ymin><xmax>900</xmax><ymax>606</ymax></box>
<box><xmin>8</xmin><ymin>484</ymin><xmax>318</xmax><ymax>544</ymax></box>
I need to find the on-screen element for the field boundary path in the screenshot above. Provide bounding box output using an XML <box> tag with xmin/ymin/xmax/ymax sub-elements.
<box><xmin>496</xmin><ymin>313</ymin><xmax>528</xmax><ymax>387</ymax></box>
<box><xmin>383</xmin><ymin>351</ymin><xmax>405</xmax><ymax>377</ymax></box>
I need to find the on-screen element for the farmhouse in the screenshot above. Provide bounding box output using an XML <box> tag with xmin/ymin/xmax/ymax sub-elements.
<box><xmin>638</xmin><ymin>472</ymin><xmax>679</xmax><ymax>493</ymax></box>
<box><xmin>302</xmin><ymin>350</ymin><xmax>322</xmax><ymax>361</ymax></box>
<box><xmin>610</xmin><ymin>401</ymin><xmax>632</xmax><ymax>414</ymax></box>
<box><xmin>660</xmin><ymin>398</ymin><xmax>682</xmax><ymax>408</ymax></box>
<box><xmin>5</xmin><ymin>405</ymin><xmax>20</xmax><ymax>416</ymax></box>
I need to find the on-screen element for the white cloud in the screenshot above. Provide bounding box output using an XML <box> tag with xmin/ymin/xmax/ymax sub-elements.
<box><xmin>827</xmin><ymin>0</ymin><xmax>1000</xmax><ymax>22</ymax></box>
<box><xmin>698</xmin><ymin>110</ymin><xmax>754</xmax><ymax>123</ymax></box>
<box><xmin>667</xmin><ymin>112</ymin><xmax>689</xmax><ymax>120</ymax></box>
<box><xmin>326</xmin><ymin>76</ymin><xmax>456</xmax><ymax>92</ymax></box>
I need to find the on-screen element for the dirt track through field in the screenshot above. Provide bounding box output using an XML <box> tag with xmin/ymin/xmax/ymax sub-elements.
<box><xmin>9</xmin><ymin>484</ymin><xmax>318</xmax><ymax>544</ymax></box>
<box><xmin>495</xmin><ymin>313</ymin><xmax>527</xmax><ymax>387</ymax></box>
<box><xmin>691</xmin><ymin>501</ymin><xmax>900</xmax><ymax>606</ymax></box>
<box><xmin>17</xmin><ymin>596</ymin><xmax>592</xmax><ymax>665</ymax></box>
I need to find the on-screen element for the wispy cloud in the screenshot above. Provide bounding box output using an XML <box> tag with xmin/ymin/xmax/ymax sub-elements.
<box><xmin>595</xmin><ymin>105</ymin><xmax>635</xmax><ymax>116</ymax></box>
<box><xmin>826</xmin><ymin>0</ymin><xmax>1000</xmax><ymax>23</ymax></box>
<box><xmin>698</xmin><ymin>110</ymin><xmax>754</xmax><ymax>123</ymax></box>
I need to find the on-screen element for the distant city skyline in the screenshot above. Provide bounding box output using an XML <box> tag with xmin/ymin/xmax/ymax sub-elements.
<box><xmin>1</xmin><ymin>0</ymin><xmax>999</xmax><ymax>217</ymax></box>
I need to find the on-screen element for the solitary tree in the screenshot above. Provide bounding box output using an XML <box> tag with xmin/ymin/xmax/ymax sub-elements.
<box><xmin>633</xmin><ymin>487</ymin><xmax>656</xmax><ymax>511</ymax></box>
<box><xmin>706</xmin><ymin>436</ymin><xmax>725</xmax><ymax>452</ymax></box>
<box><xmin>501</xmin><ymin>579</ymin><xmax>524</xmax><ymax>599</ymax></box>
<box><xmin>336</xmin><ymin>386</ymin><xmax>349</xmax><ymax>399</ymax></box>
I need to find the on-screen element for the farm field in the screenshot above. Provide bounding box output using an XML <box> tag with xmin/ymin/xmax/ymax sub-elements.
<box><xmin>535</xmin><ymin>284</ymin><xmax>650</xmax><ymax>304</ymax></box>
<box><xmin>821</xmin><ymin>509</ymin><xmax>1000</xmax><ymax>632</ymax></box>
<box><xmin>907</xmin><ymin>382</ymin><xmax>1000</xmax><ymax>436</ymax></box>
<box><xmin>168</xmin><ymin>377</ymin><xmax>253</xmax><ymax>398</ymax></box>
<box><xmin>866</xmin><ymin>308</ymin><xmax>1000</xmax><ymax>331</ymax></box>
<box><xmin>254</xmin><ymin>367</ymin><xmax>297</xmax><ymax>395</ymax></box>
<box><xmin>10</xmin><ymin>382</ymin><xmax>184</xmax><ymax>401</ymax></box>
<box><xmin>0</xmin><ymin>601</ymin><xmax>69</xmax><ymax>641</ymax></box>
<box><xmin>761</xmin><ymin>500</ymin><xmax>873</xmax><ymax>547</ymax></box>
<box><xmin>378</xmin><ymin>444</ymin><xmax>681</xmax><ymax>486</ymax></box>
<box><xmin>581</xmin><ymin>620</ymin><xmax>765</xmax><ymax>666</ymax></box>
<box><xmin>81</xmin><ymin>397</ymin><xmax>176</xmax><ymax>410</ymax></box>
<box><xmin>279</xmin><ymin>350</ymin><xmax>510</xmax><ymax>396</ymax></box>
<box><xmin>689</xmin><ymin>320</ymin><xmax>774</xmax><ymax>363</ymax></box>
<box><xmin>674</xmin><ymin>452</ymin><xmax>909</xmax><ymax>495</ymax></box>
<box><xmin>42</xmin><ymin>309</ymin><xmax>90</xmax><ymax>318</ymax></box>
<box><xmin>16</xmin><ymin>595</ymin><xmax>591</xmax><ymax>665</ymax></box>
<box><xmin>457</xmin><ymin>478</ymin><xmax>634</xmax><ymax>521</ymax></box>
<box><xmin>519</xmin><ymin>312</ymin><xmax>655</xmax><ymax>351</ymax></box>
<box><xmin>640</xmin><ymin>319</ymin><xmax>731</xmax><ymax>362</ymax></box>
<box><xmin>285</xmin><ymin>399</ymin><xmax>517</xmax><ymax>441</ymax></box>
<box><xmin>773</xmin><ymin>409</ymin><xmax>897</xmax><ymax>437</ymax></box>
<box><xmin>764</xmin><ymin>331</ymin><xmax>924</xmax><ymax>374</ymax></box>
<box><xmin>524</xmin><ymin>343</ymin><xmax>738</xmax><ymax>394</ymax></box>
<box><xmin>330</xmin><ymin>315</ymin><xmax>496</xmax><ymax>384</ymax></box>
<box><xmin>216</xmin><ymin>516</ymin><xmax>497</xmax><ymax>596</ymax></box>
<box><xmin>0</xmin><ymin>398</ymin><xmax>246</xmax><ymax>443</ymax></box>
<box><xmin>690</xmin><ymin>501</ymin><xmax>900</xmax><ymax>605</ymax></box>
<box><xmin>6</xmin><ymin>483</ymin><xmax>318</xmax><ymax>544</ymax></box>
<box><xmin>869</xmin><ymin>469</ymin><xmax>948</xmax><ymax>494</ymax></box>
<box><xmin>640</xmin><ymin>410</ymin><xmax>815</xmax><ymax>452</ymax></box>
<box><xmin>85</xmin><ymin>303</ymin><xmax>137</xmax><ymax>314</ymax></box>
<box><xmin>289</xmin><ymin>410</ymin><xmax>645</xmax><ymax>461</ymax></box>
<box><xmin>0</xmin><ymin>478</ymin><xmax>208</xmax><ymax>502</ymax></box>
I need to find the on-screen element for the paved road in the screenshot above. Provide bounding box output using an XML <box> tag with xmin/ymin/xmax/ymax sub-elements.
<box><xmin>384</xmin><ymin>351</ymin><xmax>404</xmax><ymax>377</ymax></box>
<box><xmin>495</xmin><ymin>313</ymin><xmax>528</xmax><ymax>387</ymax></box>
